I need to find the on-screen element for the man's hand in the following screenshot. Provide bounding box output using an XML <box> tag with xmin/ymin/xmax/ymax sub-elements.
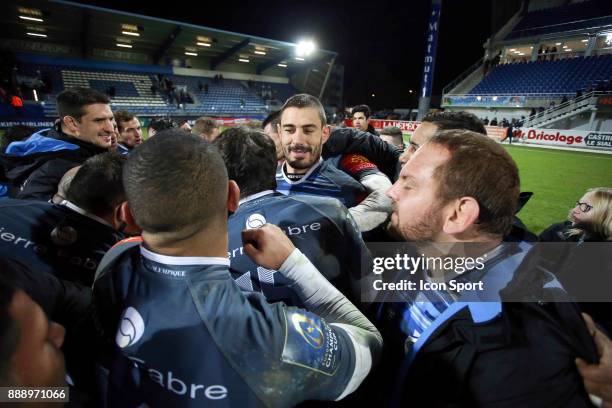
<box><xmin>242</xmin><ymin>224</ymin><xmax>296</xmax><ymax>270</ymax></box>
<box><xmin>576</xmin><ymin>313</ymin><xmax>612</xmax><ymax>407</ymax></box>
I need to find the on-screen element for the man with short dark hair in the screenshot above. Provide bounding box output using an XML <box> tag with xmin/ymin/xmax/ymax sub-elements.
<box><xmin>113</xmin><ymin>110</ymin><xmax>143</xmax><ymax>154</ymax></box>
<box><xmin>192</xmin><ymin>116</ymin><xmax>219</xmax><ymax>142</ymax></box>
<box><xmin>376</xmin><ymin>129</ymin><xmax>598</xmax><ymax>406</ymax></box>
<box><xmin>352</xmin><ymin>104</ymin><xmax>378</xmax><ymax>135</ymax></box>
<box><xmin>1</xmin><ymin>87</ymin><xmax>114</xmax><ymax>200</ymax></box>
<box><xmin>93</xmin><ymin>129</ymin><xmax>382</xmax><ymax>406</ymax></box>
<box><xmin>0</xmin><ymin>153</ymin><xmax>132</xmax><ymax>286</ymax></box>
<box><xmin>213</xmin><ymin>126</ymin><xmax>368</xmax><ymax>304</ymax></box>
<box><xmin>380</xmin><ymin>126</ymin><xmax>404</xmax><ymax>149</ymax></box>
<box><xmin>399</xmin><ymin>110</ymin><xmax>487</xmax><ymax>165</ymax></box>
<box><xmin>276</xmin><ymin>94</ymin><xmax>392</xmax><ymax>232</ymax></box>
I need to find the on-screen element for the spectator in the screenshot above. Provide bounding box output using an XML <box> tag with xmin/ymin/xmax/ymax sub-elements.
<box><xmin>352</xmin><ymin>104</ymin><xmax>379</xmax><ymax>135</ymax></box>
<box><xmin>490</xmin><ymin>117</ymin><xmax>498</xmax><ymax>126</ymax></box>
<box><xmin>147</xmin><ymin>117</ymin><xmax>176</xmax><ymax>138</ymax></box>
<box><xmin>213</xmin><ymin>126</ymin><xmax>368</xmax><ymax>304</ymax></box>
<box><xmin>198</xmin><ymin>81</ymin><xmax>203</xmax><ymax>92</ymax></box>
<box><xmin>114</xmin><ymin>110</ymin><xmax>143</xmax><ymax>154</ymax></box>
<box><xmin>0</xmin><ymin>88</ymin><xmax>113</xmax><ymax>200</ymax></box>
<box><xmin>192</xmin><ymin>117</ymin><xmax>219</xmax><ymax>142</ymax></box>
<box><xmin>540</xmin><ymin>188</ymin><xmax>612</xmax><ymax>243</ymax></box>
<box><xmin>539</xmin><ymin>187</ymin><xmax>612</xmax><ymax>332</ymax></box>
<box><xmin>379</xmin><ymin>126</ymin><xmax>404</xmax><ymax>150</ymax></box>
<box><xmin>204</xmin><ymin>83</ymin><xmax>209</xmax><ymax>94</ymax></box>
<box><xmin>93</xmin><ymin>130</ymin><xmax>382</xmax><ymax>406</ymax></box>
<box><xmin>483</xmin><ymin>116</ymin><xmax>489</xmax><ymax>125</ymax></box>
<box><xmin>378</xmin><ymin>129</ymin><xmax>599</xmax><ymax>406</ymax></box>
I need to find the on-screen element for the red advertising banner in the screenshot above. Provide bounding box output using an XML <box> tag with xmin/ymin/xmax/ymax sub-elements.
<box><xmin>344</xmin><ymin>119</ymin><xmax>507</xmax><ymax>141</ymax></box>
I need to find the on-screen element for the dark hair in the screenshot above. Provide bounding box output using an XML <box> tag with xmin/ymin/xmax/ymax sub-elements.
<box><xmin>124</xmin><ymin>129</ymin><xmax>228</xmax><ymax>239</ymax></box>
<box><xmin>380</xmin><ymin>126</ymin><xmax>404</xmax><ymax>145</ymax></box>
<box><xmin>212</xmin><ymin>127</ymin><xmax>277</xmax><ymax>198</ymax></box>
<box><xmin>422</xmin><ymin>111</ymin><xmax>487</xmax><ymax>135</ymax></box>
<box><xmin>262</xmin><ymin>111</ymin><xmax>281</xmax><ymax>130</ymax></box>
<box><xmin>430</xmin><ymin>129</ymin><xmax>520</xmax><ymax>236</ymax></box>
<box><xmin>192</xmin><ymin>117</ymin><xmax>218</xmax><ymax>136</ymax></box>
<box><xmin>113</xmin><ymin>110</ymin><xmax>136</xmax><ymax>132</ymax></box>
<box><xmin>0</xmin><ymin>263</ymin><xmax>19</xmax><ymax>385</ymax></box>
<box><xmin>57</xmin><ymin>88</ymin><xmax>110</xmax><ymax>121</ymax></box>
<box><xmin>280</xmin><ymin>94</ymin><xmax>326</xmax><ymax>126</ymax></box>
<box><xmin>1</xmin><ymin>125</ymin><xmax>36</xmax><ymax>152</ymax></box>
<box><xmin>148</xmin><ymin>117</ymin><xmax>177</xmax><ymax>133</ymax></box>
<box><xmin>65</xmin><ymin>152</ymin><xmax>127</xmax><ymax>216</ymax></box>
<box><xmin>352</xmin><ymin>105</ymin><xmax>371</xmax><ymax>119</ymax></box>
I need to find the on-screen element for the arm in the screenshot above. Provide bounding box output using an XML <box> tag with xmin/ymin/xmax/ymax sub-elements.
<box><xmin>576</xmin><ymin>314</ymin><xmax>612</xmax><ymax>407</ymax></box>
<box><xmin>348</xmin><ymin>171</ymin><xmax>392</xmax><ymax>232</ymax></box>
<box><xmin>242</xmin><ymin>225</ymin><xmax>383</xmax><ymax>400</ymax></box>
<box><xmin>324</xmin><ymin>128</ymin><xmax>401</xmax><ymax>181</ymax></box>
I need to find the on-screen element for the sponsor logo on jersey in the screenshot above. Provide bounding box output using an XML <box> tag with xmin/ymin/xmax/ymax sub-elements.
<box><xmin>246</xmin><ymin>213</ymin><xmax>266</xmax><ymax>229</ymax></box>
<box><xmin>116</xmin><ymin>306</ymin><xmax>145</xmax><ymax>348</ymax></box>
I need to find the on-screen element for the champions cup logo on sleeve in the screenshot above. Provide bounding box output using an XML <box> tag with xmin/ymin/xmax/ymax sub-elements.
<box><xmin>116</xmin><ymin>307</ymin><xmax>145</xmax><ymax>348</ymax></box>
<box><xmin>246</xmin><ymin>213</ymin><xmax>267</xmax><ymax>229</ymax></box>
<box><xmin>292</xmin><ymin>313</ymin><xmax>325</xmax><ymax>349</ymax></box>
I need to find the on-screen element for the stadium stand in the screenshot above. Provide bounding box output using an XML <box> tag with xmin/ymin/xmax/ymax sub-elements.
<box><xmin>469</xmin><ymin>55</ymin><xmax>612</xmax><ymax>95</ymax></box>
<box><xmin>507</xmin><ymin>0</ymin><xmax>612</xmax><ymax>40</ymax></box>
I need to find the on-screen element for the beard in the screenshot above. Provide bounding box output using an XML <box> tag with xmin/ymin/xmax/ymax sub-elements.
<box><xmin>393</xmin><ymin>203</ymin><xmax>444</xmax><ymax>242</ymax></box>
<box><xmin>283</xmin><ymin>143</ymin><xmax>322</xmax><ymax>170</ymax></box>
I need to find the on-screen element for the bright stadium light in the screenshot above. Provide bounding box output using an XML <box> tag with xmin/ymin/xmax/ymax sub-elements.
<box><xmin>239</xmin><ymin>58</ymin><xmax>250</xmax><ymax>63</ymax></box>
<box><xmin>197</xmin><ymin>42</ymin><xmax>211</xmax><ymax>47</ymax></box>
<box><xmin>296</xmin><ymin>39</ymin><xmax>316</xmax><ymax>57</ymax></box>
<box><xmin>295</xmin><ymin>57</ymin><xmax>305</xmax><ymax>61</ymax></box>
<box><xmin>555</xmin><ymin>42</ymin><xmax>562</xmax><ymax>46</ymax></box>
<box><xmin>20</xmin><ymin>15</ymin><xmax>43</xmax><ymax>22</ymax></box>
<box><xmin>185</xmin><ymin>52</ymin><xmax>198</xmax><ymax>56</ymax></box>
<box><xmin>117</xmin><ymin>43</ymin><xmax>132</xmax><ymax>48</ymax></box>
<box><xmin>278</xmin><ymin>63</ymin><xmax>287</xmax><ymax>67</ymax></box>
<box><xmin>122</xmin><ymin>31</ymin><xmax>140</xmax><ymax>37</ymax></box>
<box><xmin>27</xmin><ymin>32</ymin><xmax>47</xmax><ymax>38</ymax></box>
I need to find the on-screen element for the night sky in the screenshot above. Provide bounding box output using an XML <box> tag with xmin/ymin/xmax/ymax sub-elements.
<box><xmin>75</xmin><ymin>0</ymin><xmax>493</xmax><ymax>109</ymax></box>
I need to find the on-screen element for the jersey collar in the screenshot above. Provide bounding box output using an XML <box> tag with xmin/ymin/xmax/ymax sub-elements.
<box><xmin>280</xmin><ymin>158</ymin><xmax>323</xmax><ymax>185</ymax></box>
<box><xmin>239</xmin><ymin>190</ymin><xmax>275</xmax><ymax>205</ymax></box>
<box><xmin>61</xmin><ymin>200</ymin><xmax>113</xmax><ymax>228</ymax></box>
<box><xmin>140</xmin><ymin>245</ymin><xmax>230</xmax><ymax>266</ymax></box>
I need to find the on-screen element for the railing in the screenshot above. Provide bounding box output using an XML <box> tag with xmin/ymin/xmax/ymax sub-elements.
<box><xmin>442</xmin><ymin>92</ymin><xmax>575</xmax><ymax>107</ymax></box>
<box><xmin>442</xmin><ymin>57</ymin><xmax>484</xmax><ymax>95</ymax></box>
<box><xmin>524</xmin><ymin>91</ymin><xmax>608</xmax><ymax>127</ymax></box>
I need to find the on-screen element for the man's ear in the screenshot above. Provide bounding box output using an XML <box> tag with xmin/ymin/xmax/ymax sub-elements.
<box><xmin>62</xmin><ymin>116</ymin><xmax>79</xmax><ymax>135</ymax></box>
<box><xmin>227</xmin><ymin>180</ymin><xmax>240</xmax><ymax>213</ymax></box>
<box><xmin>115</xmin><ymin>201</ymin><xmax>142</xmax><ymax>236</ymax></box>
<box><xmin>321</xmin><ymin>125</ymin><xmax>331</xmax><ymax>144</ymax></box>
<box><xmin>442</xmin><ymin>197</ymin><xmax>480</xmax><ymax>236</ymax></box>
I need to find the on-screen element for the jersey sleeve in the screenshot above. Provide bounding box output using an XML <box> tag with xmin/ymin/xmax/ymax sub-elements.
<box><xmin>339</xmin><ymin>154</ymin><xmax>379</xmax><ymax>180</ymax></box>
<box><xmin>228</xmin><ymin>294</ymin><xmax>359</xmax><ymax>406</ymax></box>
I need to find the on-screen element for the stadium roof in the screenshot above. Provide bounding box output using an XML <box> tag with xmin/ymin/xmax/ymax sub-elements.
<box><xmin>1</xmin><ymin>0</ymin><xmax>337</xmax><ymax>73</ymax></box>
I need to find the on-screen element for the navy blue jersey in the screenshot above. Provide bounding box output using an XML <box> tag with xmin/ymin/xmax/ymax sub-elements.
<box><xmin>276</xmin><ymin>159</ymin><xmax>366</xmax><ymax>208</ymax></box>
<box><xmin>0</xmin><ymin>198</ymin><xmax>123</xmax><ymax>286</ymax></box>
<box><xmin>93</xmin><ymin>244</ymin><xmax>358</xmax><ymax>407</ymax></box>
<box><xmin>228</xmin><ymin>191</ymin><xmax>368</xmax><ymax>305</ymax></box>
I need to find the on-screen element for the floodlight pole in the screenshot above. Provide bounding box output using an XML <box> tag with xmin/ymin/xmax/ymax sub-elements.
<box><xmin>417</xmin><ymin>0</ymin><xmax>442</xmax><ymax>120</ymax></box>
<box><xmin>319</xmin><ymin>54</ymin><xmax>337</xmax><ymax>100</ymax></box>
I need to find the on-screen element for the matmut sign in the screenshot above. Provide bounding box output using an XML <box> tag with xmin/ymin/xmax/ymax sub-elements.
<box><xmin>513</xmin><ymin>128</ymin><xmax>612</xmax><ymax>151</ymax></box>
